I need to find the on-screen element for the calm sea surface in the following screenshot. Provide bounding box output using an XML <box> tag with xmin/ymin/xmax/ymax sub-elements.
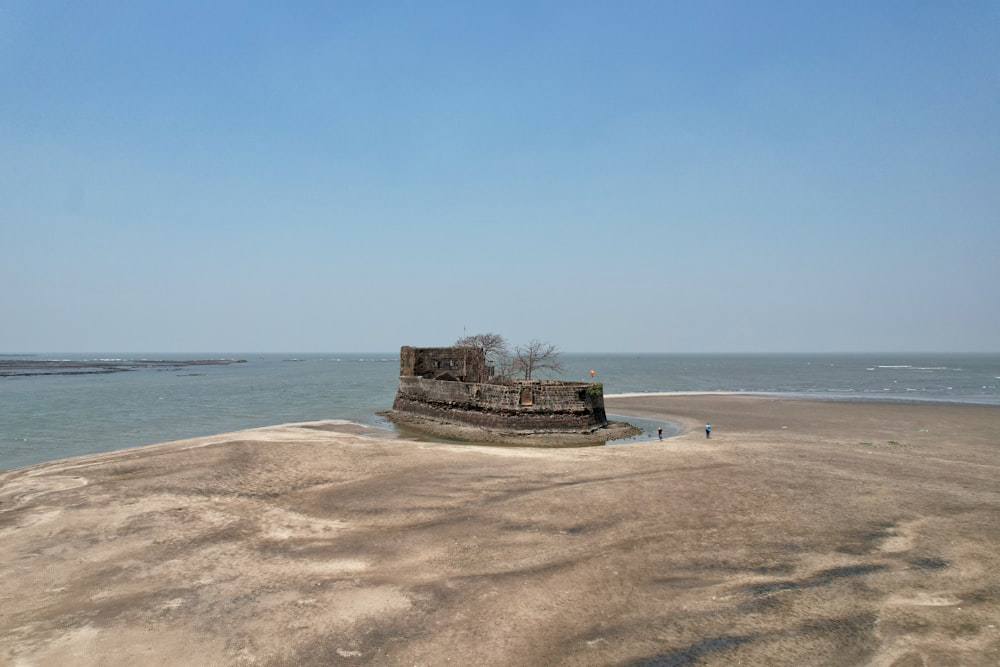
<box><xmin>1</xmin><ymin>353</ymin><xmax>998</xmax><ymax>471</ymax></box>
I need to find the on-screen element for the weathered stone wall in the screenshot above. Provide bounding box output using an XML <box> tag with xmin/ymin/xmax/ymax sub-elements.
<box><xmin>393</xmin><ymin>376</ymin><xmax>608</xmax><ymax>432</ymax></box>
<box><xmin>399</xmin><ymin>346</ymin><xmax>489</xmax><ymax>383</ymax></box>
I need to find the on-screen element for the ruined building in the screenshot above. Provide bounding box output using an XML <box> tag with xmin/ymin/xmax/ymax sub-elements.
<box><xmin>391</xmin><ymin>346</ymin><xmax>608</xmax><ymax>432</ymax></box>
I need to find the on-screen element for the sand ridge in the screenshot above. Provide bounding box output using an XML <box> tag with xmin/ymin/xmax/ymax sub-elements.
<box><xmin>1</xmin><ymin>395</ymin><xmax>998</xmax><ymax>666</ymax></box>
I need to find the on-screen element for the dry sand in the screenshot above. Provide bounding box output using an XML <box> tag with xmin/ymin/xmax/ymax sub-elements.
<box><xmin>1</xmin><ymin>395</ymin><xmax>998</xmax><ymax>666</ymax></box>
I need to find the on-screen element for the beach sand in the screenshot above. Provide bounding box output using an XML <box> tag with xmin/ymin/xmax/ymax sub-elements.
<box><xmin>1</xmin><ymin>395</ymin><xmax>998</xmax><ymax>666</ymax></box>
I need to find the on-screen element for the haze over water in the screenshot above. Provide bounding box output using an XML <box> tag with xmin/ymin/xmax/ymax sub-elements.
<box><xmin>1</xmin><ymin>353</ymin><xmax>997</xmax><ymax>471</ymax></box>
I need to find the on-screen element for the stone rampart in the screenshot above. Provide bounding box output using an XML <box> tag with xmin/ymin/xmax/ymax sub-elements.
<box><xmin>392</xmin><ymin>376</ymin><xmax>608</xmax><ymax>432</ymax></box>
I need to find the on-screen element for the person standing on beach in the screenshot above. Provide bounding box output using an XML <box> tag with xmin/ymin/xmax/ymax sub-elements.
<box><xmin>658</xmin><ymin>426</ymin><xmax>663</xmax><ymax>440</ymax></box>
<box><xmin>705</xmin><ymin>423</ymin><xmax>711</xmax><ymax>439</ymax></box>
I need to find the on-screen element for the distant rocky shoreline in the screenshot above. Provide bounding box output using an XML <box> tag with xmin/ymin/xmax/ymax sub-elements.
<box><xmin>0</xmin><ymin>358</ymin><xmax>246</xmax><ymax>378</ymax></box>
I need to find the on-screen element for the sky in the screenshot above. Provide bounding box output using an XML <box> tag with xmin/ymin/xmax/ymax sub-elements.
<box><xmin>1</xmin><ymin>1</ymin><xmax>998</xmax><ymax>354</ymax></box>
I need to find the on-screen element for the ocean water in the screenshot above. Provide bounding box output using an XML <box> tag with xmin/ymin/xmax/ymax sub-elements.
<box><xmin>1</xmin><ymin>353</ymin><xmax>998</xmax><ymax>471</ymax></box>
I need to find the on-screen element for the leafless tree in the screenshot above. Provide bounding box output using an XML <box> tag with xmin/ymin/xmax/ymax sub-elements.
<box><xmin>512</xmin><ymin>340</ymin><xmax>564</xmax><ymax>381</ymax></box>
<box><xmin>455</xmin><ymin>332</ymin><xmax>508</xmax><ymax>362</ymax></box>
<box><xmin>455</xmin><ymin>332</ymin><xmax>510</xmax><ymax>382</ymax></box>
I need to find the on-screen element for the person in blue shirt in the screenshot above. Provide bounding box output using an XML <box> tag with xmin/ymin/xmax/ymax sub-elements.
<box><xmin>705</xmin><ymin>423</ymin><xmax>711</xmax><ymax>439</ymax></box>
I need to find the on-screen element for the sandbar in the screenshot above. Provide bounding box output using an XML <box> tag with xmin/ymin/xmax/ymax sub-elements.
<box><xmin>1</xmin><ymin>395</ymin><xmax>998</xmax><ymax>666</ymax></box>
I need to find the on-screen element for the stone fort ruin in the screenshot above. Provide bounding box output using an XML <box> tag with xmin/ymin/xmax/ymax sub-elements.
<box><xmin>390</xmin><ymin>346</ymin><xmax>608</xmax><ymax>433</ymax></box>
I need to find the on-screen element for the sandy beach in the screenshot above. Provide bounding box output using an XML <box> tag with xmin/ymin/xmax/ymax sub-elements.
<box><xmin>1</xmin><ymin>394</ymin><xmax>998</xmax><ymax>666</ymax></box>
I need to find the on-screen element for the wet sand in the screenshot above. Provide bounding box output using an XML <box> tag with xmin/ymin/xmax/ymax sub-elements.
<box><xmin>1</xmin><ymin>395</ymin><xmax>998</xmax><ymax>666</ymax></box>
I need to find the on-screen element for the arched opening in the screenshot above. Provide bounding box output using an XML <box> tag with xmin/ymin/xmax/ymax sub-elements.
<box><xmin>519</xmin><ymin>388</ymin><xmax>534</xmax><ymax>406</ymax></box>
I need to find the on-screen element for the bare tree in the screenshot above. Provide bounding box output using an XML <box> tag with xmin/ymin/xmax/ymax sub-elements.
<box><xmin>455</xmin><ymin>332</ymin><xmax>508</xmax><ymax>362</ymax></box>
<box><xmin>455</xmin><ymin>332</ymin><xmax>510</xmax><ymax>382</ymax></box>
<box><xmin>512</xmin><ymin>340</ymin><xmax>564</xmax><ymax>381</ymax></box>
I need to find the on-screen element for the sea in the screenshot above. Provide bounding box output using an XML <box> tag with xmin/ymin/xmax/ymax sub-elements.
<box><xmin>1</xmin><ymin>353</ymin><xmax>998</xmax><ymax>472</ymax></box>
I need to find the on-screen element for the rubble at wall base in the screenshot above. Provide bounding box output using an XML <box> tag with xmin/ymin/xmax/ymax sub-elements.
<box><xmin>382</xmin><ymin>407</ymin><xmax>642</xmax><ymax>447</ymax></box>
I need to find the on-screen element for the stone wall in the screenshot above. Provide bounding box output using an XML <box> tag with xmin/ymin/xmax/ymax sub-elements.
<box><xmin>399</xmin><ymin>346</ymin><xmax>490</xmax><ymax>383</ymax></box>
<box><xmin>392</xmin><ymin>376</ymin><xmax>608</xmax><ymax>432</ymax></box>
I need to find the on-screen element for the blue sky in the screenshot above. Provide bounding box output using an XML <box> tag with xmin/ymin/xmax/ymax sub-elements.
<box><xmin>2</xmin><ymin>1</ymin><xmax>998</xmax><ymax>353</ymax></box>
